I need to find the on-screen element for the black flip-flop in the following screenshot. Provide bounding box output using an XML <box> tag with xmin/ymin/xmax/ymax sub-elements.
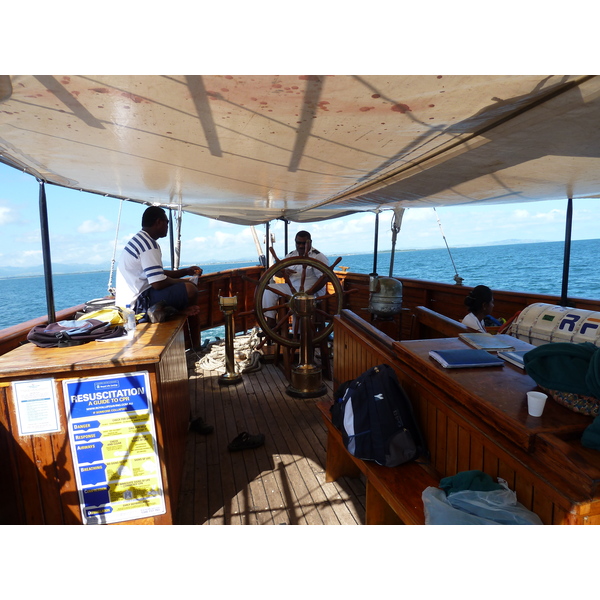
<box><xmin>227</xmin><ymin>431</ymin><xmax>265</xmax><ymax>451</ymax></box>
<box><xmin>190</xmin><ymin>417</ymin><xmax>214</xmax><ymax>435</ymax></box>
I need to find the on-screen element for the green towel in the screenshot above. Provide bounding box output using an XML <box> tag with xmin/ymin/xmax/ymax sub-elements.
<box><xmin>582</xmin><ymin>415</ymin><xmax>600</xmax><ymax>451</ymax></box>
<box><xmin>439</xmin><ymin>470</ymin><xmax>503</xmax><ymax>496</ymax></box>
<box><xmin>524</xmin><ymin>342</ymin><xmax>600</xmax><ymax>397</ymax></box>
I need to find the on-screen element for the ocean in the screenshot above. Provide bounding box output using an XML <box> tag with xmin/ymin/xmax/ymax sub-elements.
<box><xmin>2</xmin><ymin>239</ymin><xmax>599</xmax><ymax>337</ymax></box>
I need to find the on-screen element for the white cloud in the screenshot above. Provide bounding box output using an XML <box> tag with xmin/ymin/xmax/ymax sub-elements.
<box><xmin>190</xmin><ymin>235</ymin><xmax>208</xmax><ymax>243</ymax></box>
<box><xmin>0</xmin><ymin>205</ymin><xmax>15</xmax><ymax>225</ymax></box>
<box><xmin>214</xmin><ymin>231</ymin><xmax>236</xmax><ymax>245</ymax></box>
<box><xmin>12</xmin><ymin>249</ymin><xmax>43</xmax><ymax>267</ymax></box>
<box><xmin>533</xmin><ymin>208</ymin><xmax>564</xmax><ymax>222</ymax></box>
<box><xmin>77</xmin><ymin>215</ymin><xmax>113</xmax><ymax>234</ymax></box>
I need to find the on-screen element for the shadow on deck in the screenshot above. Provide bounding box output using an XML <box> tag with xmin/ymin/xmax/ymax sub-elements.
<box><xmin>176</xmin><ymin>359</ymin><xmax>366</xmax><ymax>525</ymax></box>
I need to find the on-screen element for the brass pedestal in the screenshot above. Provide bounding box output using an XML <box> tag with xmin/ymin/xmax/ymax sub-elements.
<box><xmin>285</xmin><ymin>293</ymin><xmax>325</xmax><ymax>398</ymax></box>
<box><xmin>218</xmin><ymin>296</ymin><xmax>242</xmax><ymax>386</ymax></box>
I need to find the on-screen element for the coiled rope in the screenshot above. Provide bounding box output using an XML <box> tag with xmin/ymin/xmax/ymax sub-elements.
<box><xmin>194</xmin><ymin>328</ymin><xmax>263</xmax><ymax>374</ymax></box>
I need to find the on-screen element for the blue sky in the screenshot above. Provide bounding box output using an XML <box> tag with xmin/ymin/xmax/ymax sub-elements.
<box><xmin>1</xmin><ymin>161</ymin><xmax>598</xmax><ymax>270</ymax></box>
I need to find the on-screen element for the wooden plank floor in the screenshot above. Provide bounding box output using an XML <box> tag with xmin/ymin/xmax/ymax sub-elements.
<box><xmin>175</xmin><ymin>357</ymin><xmax>366</xmax><ymax>525</ymax></box>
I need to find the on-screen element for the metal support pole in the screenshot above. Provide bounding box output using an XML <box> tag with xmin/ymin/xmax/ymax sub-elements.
<box><xmin>169</xmin><ymin>208</ymin><xmax>175</xmax><ymax>270</ymax></box>
<box><xmin>560</xmin><ymin>198</ymin><xmax>573</xmax><ymax>307</ymax></box>
<box><xmin>284</xmin><ymin>219</ymin><xmax>289</xmax><ymax>256</ymax></box>
<box><xmin>38</xmin><ymin>180</ymin><xmax>56</xmax><ymax>324</ymax></box>
<box><xmin>265</xmin><ymin>223</ymin><xmax>270</xmax><ymax>268</ymax></box>
<box><xmin>372</xmin><ymin>211</ymin><xmax>379</xmax><ymax>276</ymax></box>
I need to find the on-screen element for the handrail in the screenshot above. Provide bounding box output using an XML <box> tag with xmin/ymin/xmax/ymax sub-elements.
<box><xmin>338</xmin><ymin>309</ymin><xmax>396</xmax><ymax>349</ymax></box>
<box><xmin>414</xmin><ymin>306</ymin><xmax>471</xmax><ymax>338</ymax></box>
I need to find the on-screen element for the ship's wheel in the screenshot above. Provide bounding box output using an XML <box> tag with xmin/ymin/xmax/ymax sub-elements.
<box><xmin>254</xmin><ymin>255</ymin><xmax>344</xmax><ymax>348</ymax></box>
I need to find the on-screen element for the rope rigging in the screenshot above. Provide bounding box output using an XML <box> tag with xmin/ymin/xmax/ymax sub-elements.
<box><xmin>388</xmin><ymin>207</ymin><xmax>405</xmax><ymax>277</ymax></box>
<box><xmin>107</xmin><ymin>198</ymin><xmax>124</xmax><ymax>296</ymax></box>
<box><xmin>433</xmin><ymin>207</ymin><xmax>463</xmax><ymax>285</ymax></box>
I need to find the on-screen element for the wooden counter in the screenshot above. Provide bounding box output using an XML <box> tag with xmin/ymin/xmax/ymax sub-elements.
<box><xmin>0</xmin><ymin>318</ymin><xmax>190</xmax><ymax>525</ymax></box>
<box><xmin>334</xmin><ymin>311</ymin><xmax>600</xmax><ymax>524</ymax></box>
<box><xmin>394</xmin><ymin>338</ymin><xmax>591</xmax><ymax>453</ymax></box>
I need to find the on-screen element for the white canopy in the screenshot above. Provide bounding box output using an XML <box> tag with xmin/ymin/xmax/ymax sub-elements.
<box><xmin>1</xmin><ymin>74</ymin><xmax>598</xmax><ymax>225</ymax></box>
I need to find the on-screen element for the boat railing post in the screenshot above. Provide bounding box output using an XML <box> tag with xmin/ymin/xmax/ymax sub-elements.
<box><xmin>38</xmin><ymin>179</ymin><xmax>56</xmax><ymax>324</ymax></box>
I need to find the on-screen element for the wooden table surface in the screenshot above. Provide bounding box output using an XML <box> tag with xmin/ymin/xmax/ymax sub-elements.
<box><xmin>393</xmin><ymin>337</ymin><xmax>593</xmax><ymax>453</ymax></box>
<box><xmin>0</xmin><ymin>318</ymin><xmax>186</xmax><ymax>380</ymax></box>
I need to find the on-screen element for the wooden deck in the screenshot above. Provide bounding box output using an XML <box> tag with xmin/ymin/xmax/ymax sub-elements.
<box><xmin>175</xmin><ymin>357</ymin><xmax>366</xmax><ymax>525</ymax></box>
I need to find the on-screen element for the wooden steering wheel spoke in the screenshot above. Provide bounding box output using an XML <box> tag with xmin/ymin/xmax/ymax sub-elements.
<box><xmin>274</xmin><ymin>309</ymin><xmax>293</xmax><ymax>333</ymax></box>
<box><xmin>315</xmin><ymin>307</ymin><xmax>334</xmax><ymax>319</ymax></box>
<box><xmin>298</xmin><ymin>264</ymin><xmax>308</xmax><ymax>293</ymax></box>
<box><xmin>281</xmin><ymin>273</ymin><xmax>299</xmax><ymax>295</ymax></box>
<box><xmin>263</xmin><ymin>300</ymin><xmax>290</xmax><ymax>313</ymax></box>
<box><xmin>264</xmin><ymin>283</ymin><xmax>292</xmax><ymax>299</ymax></box>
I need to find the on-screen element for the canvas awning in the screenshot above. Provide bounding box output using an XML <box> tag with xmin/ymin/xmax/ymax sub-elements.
<box><xmin>1</xmin><ymin>74</ymin><xmax>599</xmax><ymax>225</ymax></box>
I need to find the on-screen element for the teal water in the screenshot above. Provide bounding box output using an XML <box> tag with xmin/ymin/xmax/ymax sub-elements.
<box><xmin>1</xmin><ymin>240</ymin><xmax>599</xmax><ymax>337</ymax></box>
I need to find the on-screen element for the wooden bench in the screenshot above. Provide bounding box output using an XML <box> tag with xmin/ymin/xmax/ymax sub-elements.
<box><xmin>413</xmin><ymin>305</ymin><xmax>472</xmax><ymax>338</ymax></box>
<box><xmin>317</xmin><ymin>399</ymin><xmax>440</xmax><ymax>525</ymax></box>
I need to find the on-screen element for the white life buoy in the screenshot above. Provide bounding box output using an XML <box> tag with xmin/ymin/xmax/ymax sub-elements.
<box><xmin>508</xmin><ymin>303</ymin><xmax>600</xmax><ymax>346</ymax></box>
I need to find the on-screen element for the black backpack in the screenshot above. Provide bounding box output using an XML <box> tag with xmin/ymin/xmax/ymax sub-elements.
<box><xmin>331</xmin><ymin>364</ymin><xmax>427</xmax><ymax>467</ymax></box>
<box><xmin>27</xmin><ymin>319</ymin><xmax>126</xmax><ymax>348</ymax></box>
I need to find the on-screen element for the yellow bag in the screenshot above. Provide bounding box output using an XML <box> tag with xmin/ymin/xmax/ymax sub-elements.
<box><xmin>78</xmin><ymin>307</ymin><xmax>125</xmax><ymax>325</ymax></box>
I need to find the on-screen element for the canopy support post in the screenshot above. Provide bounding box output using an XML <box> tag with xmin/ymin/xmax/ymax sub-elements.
<box><xmin>265</xmin><ymin>223</ymin><xmax>271</xmax><ymax>268</ymax></box>
<box><xmin>560</xmin><ymin>198</ymin><xmax>573</xmax><ymax>307</ymax></box>
<box><xmin>38</xmin><ymin>180</ymin><xmax>56</xmax><ymax>324</ymax></box>
<box><xmin>371</xmin><ymin>210</ymin><xmax>380</xmax><ymax>276</ymax></box>
<box><xmin>169</xmin><ymin>208</ymin><xmax>175</xmax><ymax>270</ymax></box>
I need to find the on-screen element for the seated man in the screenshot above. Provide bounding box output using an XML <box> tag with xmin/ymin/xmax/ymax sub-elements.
<box><xmin>262</xmin><ymin>230</ymin><xmax>329</xmax><ymax>328</ymax></box>
<box><xmin>115</xmin><ymin>206</ymin><xmax>202</xmax><ymax>347</ymax></box>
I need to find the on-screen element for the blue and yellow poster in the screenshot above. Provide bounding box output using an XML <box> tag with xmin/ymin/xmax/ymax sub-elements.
<box><xmin>63</xmin><ymin>371</ymin><xmax>166</xmax><ymax>524</ymax></box>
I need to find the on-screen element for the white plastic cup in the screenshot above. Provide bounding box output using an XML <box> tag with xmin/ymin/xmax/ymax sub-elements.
<box><xmin>527</xmin><ymin>391</ymin><xmax>548</xmax><ymax>417</ymax></box>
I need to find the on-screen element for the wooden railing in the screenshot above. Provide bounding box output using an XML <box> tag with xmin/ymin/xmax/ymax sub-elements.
<box><xmin>0</xmin><ymin>304</ymin><xmax>86</xmax><ymax>357</ymax></box>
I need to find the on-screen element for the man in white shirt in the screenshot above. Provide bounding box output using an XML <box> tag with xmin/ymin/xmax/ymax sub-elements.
<box><xmin>261</xmin><ymin>230</ymin><xmax>329</xmax><ymax>327</ymax></box>
<box><xmin>115</xmin><ymin>206</ymin><xmax>202</xmax><ymax>344</ymax></box>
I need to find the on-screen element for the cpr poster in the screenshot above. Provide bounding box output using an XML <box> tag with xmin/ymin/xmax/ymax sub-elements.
<box><xmin>63</xmin><ymin>371</ymin><xmax>166</xmax><ymax>524</ymax></box>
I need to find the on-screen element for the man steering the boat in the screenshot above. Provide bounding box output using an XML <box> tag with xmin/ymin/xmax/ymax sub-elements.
<box><xmin>261</xmin><ymin>230</ymin><xmax>329</xmax><ymax>328</ymax></box>
<box><xmin>115</xmin><ymin>206</ymin><xmax>202</xmax><ymax>343</ymax></box>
